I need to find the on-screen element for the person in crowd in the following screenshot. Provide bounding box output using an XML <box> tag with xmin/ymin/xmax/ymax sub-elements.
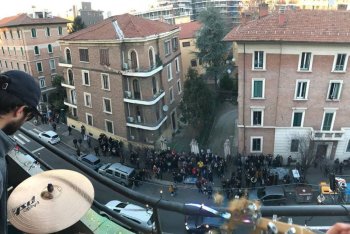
<box><xmin>0</xmin><ymin>70</ymin><xmax>41</xmax><ymax>233</ymax></box>
<box><xmin>73</xmin><ymin>138</ymin><xmax>78</xmax><ymax>148</ymax></box>
<box><xmin>67</xmin><ymin>125</ymin><xmax>72</xmax><ymax>135</ymax></box>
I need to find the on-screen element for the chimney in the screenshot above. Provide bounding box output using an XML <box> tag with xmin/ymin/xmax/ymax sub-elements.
<box><xmin>240</xmin><ymin>12</ymin><xmax>253</xmax><ymax>24</ymax></box>
<box><xmin>278</xmin><ymin>7</ymin><xmax>286</xmax><ymax>26</ymax></box>
<box><xmin>259</xmin><ymin>3</ymin><xmax>269</xmax><ymax>18</ymax></box>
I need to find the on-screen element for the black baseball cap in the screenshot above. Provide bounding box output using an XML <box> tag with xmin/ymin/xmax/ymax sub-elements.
<box><xmin>0</xmin><ymin>70</ymin><xmax>41</xmax><ymax>115</ymax></box>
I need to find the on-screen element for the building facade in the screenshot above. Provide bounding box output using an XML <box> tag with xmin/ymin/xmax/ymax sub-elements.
<box><xmin>59</xmin><ymin>14</ymin><xmax>184</xmax><ymax>147</ymax></box>
<box><xmin>79</xmin><ymin>2</ymin><xmax>103</xmax><ymax>26</ymax></box>
<box><xmin>178</xmin><ymin>21</ymin><xmax>205</xmax><ymax>76</ymax></box>
<box><xmin>0</xmin><ymin>12</ymin><xmax>69</xmax><ymax>110</ymax></box>
<box><xmin>224</xmin><ymin>10</ymin><xmax>350</xmax><ymax>162</ymax></box>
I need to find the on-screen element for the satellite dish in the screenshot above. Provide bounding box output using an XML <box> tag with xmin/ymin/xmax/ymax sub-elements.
<box><xmin>162</xmin><ymin>105</ymin><xmax>169</xmax><ymax>112</ymax></box>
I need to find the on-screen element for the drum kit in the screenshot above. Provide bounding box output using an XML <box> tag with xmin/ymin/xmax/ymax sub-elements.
<box><xmin>7</xmin><ymin>169</ymin><xmax>94</xmax><ymax>233</ymax></box>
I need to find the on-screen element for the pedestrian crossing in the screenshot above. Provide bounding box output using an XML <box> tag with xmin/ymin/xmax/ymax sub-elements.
<box><xmin>14</xmin><ymin>128</ymin><xmax>42</xmax><ymax>145</ymax></box>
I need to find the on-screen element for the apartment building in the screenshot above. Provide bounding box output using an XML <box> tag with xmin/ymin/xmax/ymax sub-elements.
<box><xmin>0</xmin><ymin>12</ymin><xmax>69</xmax><ymax>109</ymax></box>
<box><xmin>224</xmin><ymin>10</ymin><xmax>350</xmax><ymax>161</ymax></box>
<box><xmin>79</xmin><ymin>2</ymin><xmax>103</xmax><ymax>26</ymax></box>
<box><xmin>59</xmin><ymin>13</ymin><xmax>183</xmax><ymax>146</ymax></box>
<box><xmin>178</xmin><ymin>21</ymin><xmax>205</xmax><ymax>77</ymax></box>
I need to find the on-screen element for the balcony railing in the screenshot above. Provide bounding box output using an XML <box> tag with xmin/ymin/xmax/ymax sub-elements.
<box><xmin>126</xmin><ymin>114</ymin><xmax>167</xmax><ymax>130</ymax></box>
<box><xmin>64</xmin><ymin>98</ymin><xmax>77</xmax><ymax>108</ymax></box>
<box><xmin>58</xmin><ymin>57</ymin><xmax>72</xmax><ymax>68</ymax></box>
<box><xmin>121</xmin><ymin>64</ymin><xmax>163</xmax><ymax>77</ymax></box>
<box><xmin>312</xmin><ymin>130</ymin><xmax>345</xmax><ymax>141</ymax></box>
<box><xmin>61</xmin><ymin>80</ymin><xmax>75</xmax><ymax>89</ymax></box>
<box><xmin>124</xmin><ymin>90</ymin><xmax>165</xmax><ymax>105</ymax></box>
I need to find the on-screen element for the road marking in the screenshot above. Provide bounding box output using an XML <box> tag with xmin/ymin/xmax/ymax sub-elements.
<box><xmin>32</xmin><ymin>147</ymin><xmax>44</xmax><ymax>154</ymax></box>
<box><xmin>13</xmin><ymin>136</ymin><xmax>25</xmax><ymax>145</ymax></box>
<box><xmin>32</xmin><ymin>129</ymin><xmax>42</xmax><ymax>134</ymax></box>
<box><xmin>18</xmin><ymin>134</ymin><xmax>30</xmax><ymax>142</ymax></box>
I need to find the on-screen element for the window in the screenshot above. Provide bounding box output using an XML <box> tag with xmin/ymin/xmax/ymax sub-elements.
<box><xmin>299</xmin><ymin>52</ymin><xmax>312</xmax><ymax>71</ymax></box>
<box><xmin>167</xmin><ymin>64</ymin><xmax>172</xmax><ymax>81</ymax></box>
<box><xmin>292</xmin><ymin>111</ymin><xmax>304</xmax><ymax>127</ymax></box>
<box><xmin>182</xmin><ymin>41</ymin><xmax>190</xmax><ymax>47</ymax></box>
<box><xmin>251</xmin><ymin>109</ymin><xmax>263</xmax><ymax>126</ymax></box>
<box><xmin>327</xmin><ymin>81</ymin><xmax>342</xmax><ymax>100</ymax></box>
<box><xmin>103</xmin><ymin>98</ymin><xmax>112</xmax><ymax>113</ymax></box>
<box><xmin>16</xmin><ymin>63</ymin><xmax>19</xmax><ymax>70</ymax></box>
<box><xmin>177</xmin><ymin>80</ymin><xmax>182</xmax><ymax>94</ymax></box>
<box><xmin>58</xmin><ymin>26</ymin><xmax>63</xmax><ymax>35</ymax></box>
<box><xmin>253</xmin><ymin>51</ymin><xmax>264</xmax><ymax>69</ymax></box>
<box><xmin>333</xmin><ymin>54</ymin><xmax>347</xmax><ymax>71</ymax></box>
<box><xmin>23</xmin><ymin>64</ymin><xmax>27</xmax><ymax>72</ymax></box>
<box><xmin>1</xmin><ymin>47</ymin><xmax>4</xmax><ymax>54</ymax></box>
<box><xmin>130</xmin><ymin>50</ymin><xmax>138</xmax><ymax>69</ymax></box>
<box><xmin>46</xmin><ymin>27</ymin><xmax>51</xmax><ymax>36</ymax></box>
<box><xmin>322</xmin><ymin>111</ymin><xmax>335</xmax><ymax>131</ymax></box>
<box><xmin>86</xmin><ymin>113</ymin><xmax>93</xmax><ymax>126</ymax></box>
<box><xmin>251</xmin><ymin>137</ymin><xmax>263</xmax><ymax>152</ymax></box>
<box><xmin>34</xmin><ymin>46</ymin><xmax>40</xmax><ymax>55</ymax></box>
<box><xmin>39</xmin><ymin>77</ymin><xmax>46</xmax><ymax>88</ymax></box>
<box><xmin>9</xmin><ymin>30</ymin><xmax>13</xmax><ymax>39</ymax></box>
<box><xmin>175</xmin><ymin>57</ymin><xmax>180</xmax><ymax>73</ymax></box>
<box><xmin>48</xmin><ymin>44</ymin><xmax>53</xmax><ymax>53</ymax></box>
<box><xmin>82</xmin><ymin>70</ymin><xmax>90</xmax><ymax>86</ymax></box>
<box><xmin>17</xmin><ymin>30</ymin><xmax>21</xmax><ymax>38</ymax></box>
<box><xmin>10</xmin><ymin>62</ymin><xmax>13</xmax><ymax>69</ymax></box>
<box><xmin>149</xmin><ymin>48</ymin><xmax>155</xmax><ymax>68</ymax></box>
<box><xmin>172</xmin><ymin>37</ymin><xmax>178</xmax><ymax>51</ymax></box>
<box><xmin>101</xmin><ymin>73</ymin><xmax>110</xmax><ymax>90</ymax></box>
<box><xmin>100</xmin><ymin>49</ymin><xmax>109</xmax><ymax>65</ymax></box>
<box><xmin>31</xmin><ymin>28</ymin><xmax>37</xmax><ymax>38</ymax></box>
<box><xmin>13</xmin><ymin>47</ymin><xmax>16</xmax><ymax>55</ymax></box>
<box><xmin>164</xmin><ymin>40</ymin><xmax>171</xmax><ymax>56</ymax></box>
<box><xmin>191</xmin><ymin>59</ymin><xmax>197</xmax><ymax>67</ymax></box>
<box><xmin>84</xmin><ymin>93</ymin><xmax>92</xmax><ymax>107</ymax></box>
<box><xmin>5</xmin><ymin>61</ymin><xmax>7</xmax><ymax>68</ymax></box>
<box><xmin>79</xmin><ymin>48</ymin><xmax>89</xmax><ymax>62</ymax></box>
<box><xmin>105</xmin><ymin>120</ymin><xmax>114</xmax><ymax>134</ymax></box>
<box><xmin>3</xmin><ymin>31</ymin><xmax>7</xmax><ymax>39</ymax></box>
<box><xmin>152</xmin><ymin>77</ymin><xmax>157</xmax><ymax>95</ymax></box>
<box><xmin>290</xmin><ymin>139</ymin><xmax>299</xmax><ymax>152</ymax></box>
<box><xmin>7</xmin><ymin>47</ymin><xmax>10</xmax><ymax>55</ymax></box>
<box><xmin>169</xmin><ymin>87</ymin><xmax>174</xmax><ymax>103</ymax></box>
<box><xmin>0</xmin><ymin>61</ymin><xmax>2</xmax><ymax>67</ymax></box>
<box><xmin>49</xmin><ymin>59</ymin><xmax>56</xmax><ymax>70</ymax></box>
<box><xmin>252</xmin><ymin>79</ymin><xmax>265</xmax><ymax>98</ymax></box>
<box><xmin>20</xmin><ymin>47</ymin><xmax>24</xmax><ymax>56</ymax></box>
<box><xmin>295</xmin><ymin>80</ymin><xmax>309</xmax><ymax>100</ymax></box>
<box><xmin>346</xmin><ymin>140</ymin><xmax>350</xmax><ymax>152</ymax></box>
<box><xmin>36</xmin><ymin>62</ymin><xmax>43</xmax><ymax>72</ymax></box>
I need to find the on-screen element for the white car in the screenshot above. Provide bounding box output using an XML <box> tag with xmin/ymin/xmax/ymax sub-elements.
<box><xmin>100</xmin><ymin>200</ymin><xmax>155</xmax><ymax>231</ymax></box>
<box><xmin>38</xmin><ymin>130</ymin><xmax>60</xmax><ymax>144</ymax></box>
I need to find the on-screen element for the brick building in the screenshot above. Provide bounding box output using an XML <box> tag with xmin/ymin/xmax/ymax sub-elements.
<box><xmin>0</xmin><ymin>12</ymin><xmax>69</xmax><ymax>110</ymax></box>
<box><xmin>59</xmin><ymin>13</ymin><xmax>184</xmax><ymax>147</ymax></box>
<box><xmin>224</xmin><ymin>10</ymin><xmax>350</xmax><ymax>161</ymax></box>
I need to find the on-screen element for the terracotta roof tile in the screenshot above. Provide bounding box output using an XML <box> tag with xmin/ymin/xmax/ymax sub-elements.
<box><xmin>178</xmin><ymin>21</ymin><xmax>202</xmax><ymax>39</ymax></box>
<box><xmin>223</xmin><ymin>10</ymin><xmax>350</xmax><ymax>43</ymax></box>
<box><xmin>0</xmin><ymin>14</ymin><xmax>70</xmax><ymax>27</ymax></box>
<box><xmin>61</xmin><ymin>13</ymin><xmax>179</xmax><ymax>41</ymax></box>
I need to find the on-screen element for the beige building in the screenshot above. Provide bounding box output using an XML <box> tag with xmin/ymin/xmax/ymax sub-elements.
<box><xmin>59</xmin><ymin>14</ymin><xmax>184</xmax><ymax>147</ymax></box>
<box><xmin>178</xmin><ymin>21</ymin><xmax>205</xmax><ymax>77</ymax></box>
<box><xmin>224</xmin><ymin>10</ymin><xmax>350</xmax><ymax>161</ymax></box>
<box><xmin>0</xmin><ymin>12</ymin><xmax>69</xmax><ymax>110</ymax></box>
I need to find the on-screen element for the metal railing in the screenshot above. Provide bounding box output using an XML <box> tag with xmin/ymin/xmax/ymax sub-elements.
<box><xmin>17</xmin><ymin>127</ymin><xmax>350</xmax><ymax>233</ymax></box>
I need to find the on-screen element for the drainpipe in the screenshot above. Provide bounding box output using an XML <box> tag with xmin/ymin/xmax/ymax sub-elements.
<box><xmin>243</xmin><ymin>43</ymin><xmax>246</xmax><ymax>155</ymax></box>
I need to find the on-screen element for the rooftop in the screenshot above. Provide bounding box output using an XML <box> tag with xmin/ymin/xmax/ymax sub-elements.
<box><xmin>223</xmin><ymin>10</ymin><xmax>350</xmax><ymax>43</ymax></box>
<box><xmin>61</xmin><ymin>13</ymin><xmax>179</xmax><ymax>41</ymax></box>
<box><xmin>0</xmin><ymin>14</ymin><xmax>69</xmax><ymax>27</ymax></box>
<box><xmin>178</xmin><ymin>21</ymin><xmax>202</xmax><ymax>40</ymax></box>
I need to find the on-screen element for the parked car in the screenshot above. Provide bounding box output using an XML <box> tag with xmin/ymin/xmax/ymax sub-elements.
<box><xmin>100</xmin><ymin>200</ymin><xmax>155</xmax><ymax>231</ymax></box>
<box><xmin>184</xmin><ymin>203</ymin><xmax>231</xmax><ymax>233</ymax></box>
<box><xmin>77</xmin><ymin>154</ymin><xmax>103</xmax><ymax>171</ymax></box>
<box><xmin>248</xmin><ymin>186</ymin><xmax>286</xmax><ymax>205</ymax></box>
<box><xmin>38</xmin><ymin>130</ymin><xmax>60</xmax><ymax>144</ymax></box>
<box><xmin>98</xmin><ymin>162</ymin><xmax>136</xmax><ymax>186</ymax></box>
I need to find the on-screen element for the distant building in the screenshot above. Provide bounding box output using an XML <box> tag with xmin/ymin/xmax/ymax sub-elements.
<box><xmin>79</xmin><ymin>2</ymin><xmax>103</xmax><ymax>26</ymax></box>
<box><xmin>0</xmin><ymin>12</ymin><xmax>69</xmax><ymax>111</ymax></box>
<box><xmin>59</xmin><ymin>14</ymin><xmax>183</xmax><ymax>147</ymax></box>
<box><xmin>224</xmin><ymin>9</ymin><xmax>350</xmax><ymax>162</ymax></box>
<box><xmin>178</xmin><ymin>21</ymin><xmax>205</xmax><ymax>76</ymax></box>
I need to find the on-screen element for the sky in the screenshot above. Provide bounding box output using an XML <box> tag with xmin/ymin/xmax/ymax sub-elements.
<box><xmin>0</xmin><ymin>0</ymin><xmax>157</xmax><ymax>19</ymax></box>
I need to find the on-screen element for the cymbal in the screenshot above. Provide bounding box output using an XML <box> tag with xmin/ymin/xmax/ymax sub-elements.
<box><xmin>7</xmin><ymin>169</ymin><xmax>94</xmax><ymax>233</ymax></box>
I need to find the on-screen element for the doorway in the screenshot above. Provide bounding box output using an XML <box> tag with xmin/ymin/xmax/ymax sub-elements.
<box><xmin>316</xmin><ymin>144</ymin><xmax>328</xmax><ymax>160</ymax></box>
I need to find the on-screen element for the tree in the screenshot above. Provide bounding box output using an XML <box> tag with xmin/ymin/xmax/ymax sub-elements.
<box><xmin>69</xmin><ymin>16</ymin><xmax>86</xmax><ymax>33</ymax></box>
<box><xmin>179</xmin><ymin>68</ymin><xmax>215</xmax><ymax>128</ymax></box>
<box><xmin>290</xmin><ymin>132</ymin><xmax>315</xmax><ymax>174</ymax></box>
<box><xmin>48</xmin><ymin>75</ymin><xmax>66</xmax><ymax>112</ymax></box>
<box><xmin>196</xmin><ymin>7</ymin><xmax>230</xmax><ymax>89</ymax></box>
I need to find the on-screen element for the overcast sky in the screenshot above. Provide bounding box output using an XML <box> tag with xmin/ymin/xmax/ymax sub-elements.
<box><xmin>0</xmin><ymin>0</ymin><xmax>157</xmax><ymax>19</ymax></box>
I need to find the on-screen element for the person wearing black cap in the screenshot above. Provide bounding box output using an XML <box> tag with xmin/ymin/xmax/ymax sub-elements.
<box><xmin>0</xmin><ymin>70</ymin><xmax>41</xmax><ymax>233</ymax></box>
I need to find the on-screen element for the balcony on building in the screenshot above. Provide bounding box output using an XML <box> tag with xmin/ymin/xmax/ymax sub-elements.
<box><xmin>124</xmin><ymin>89</ymin><xmax>165</xmax><ymax>105</ymax></box>
<box><xmin>61</xmin><ymin>79</ymin><xmax>75</xmax><ymax>89</ymax></box>
<box><xmin>121</xmin><ymin>63</ymin><xmax>163</xmax><ymax>77</ymax></box>
<box><xmin>312</xmin><ymin>130</ymin><xmax>345</xmax><ymax>141</ymax></box>
<box><xmin>64</xmin><ymin>98</ymin><xmax>77</xmax><ymax>108</ymax></box>
<box><xmin>58</xmin><ymin>49</ymin><xmax>72</xmax><ymax>68</ymax></box>
<box><xmin>126</xmin><ymin>114</ymin><xmax>167</xmax><ymax>130</ymax></box>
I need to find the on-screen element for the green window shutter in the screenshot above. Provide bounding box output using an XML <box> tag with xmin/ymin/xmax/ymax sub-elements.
<box><xmin>293</xmin><ymin>112</ymin><xmax>302</xmax><ymax>127</ymax></box>
<box><xmin>254</xmin><ymin>81</ymin><xmax>262</xmax><ymax>97</ymax></box>
<box><xmin>322</xmin><ymin>113</ymin><xmax>333</xmax><ymax>131</ymax></box>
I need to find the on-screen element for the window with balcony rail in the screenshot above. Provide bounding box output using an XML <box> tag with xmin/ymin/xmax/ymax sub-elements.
<box><xmin>68</xmin><ymin>69</ymin><xmax>74</xmax><ymax>85</ymax></box>
<box><xmin>130</xmin><ymin>50</ymin><xmax>138</xmax><ymax>70</ymax></box>
<box><xmin>65</xmin><ymin>48</ymin><xmax>72</xmax><ymax>64</ymax></box>
<box><xmin>133</xmin><ymin>79</ymin><xmax>141</xmax><ymax>99</ymax></box>
<box><xmin>149</xmin><ymin>48</ymin><xmax>155</xmax><ymax>68</ymax></box>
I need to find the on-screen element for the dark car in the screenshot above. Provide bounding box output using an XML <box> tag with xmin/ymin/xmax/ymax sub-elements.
<box><xmin>77</xmin><ymin>154</ymin><xmax>103</xmax><ymax>171</ymax></box>
<box><xmin>184</xmin><ymin>203</ymin><xmax>231</xmax><ymax>233</ymax></box>
<box><xmin>248</xmin><ymin>186</ymin><xmax>286</xmax><ymax>205</ymax></box>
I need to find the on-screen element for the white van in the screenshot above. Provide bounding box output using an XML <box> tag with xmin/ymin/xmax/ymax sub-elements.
<box><xmin>98</xmin><ymin>162</ymin><xmax>135</xmax><ymax>186</ymax></box>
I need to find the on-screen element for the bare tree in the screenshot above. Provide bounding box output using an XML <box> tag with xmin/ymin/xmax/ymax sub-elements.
<box><xmin>290</xmin><ymin>131</ymin><xmax>315</xmax><ymax>173</ymax></box>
